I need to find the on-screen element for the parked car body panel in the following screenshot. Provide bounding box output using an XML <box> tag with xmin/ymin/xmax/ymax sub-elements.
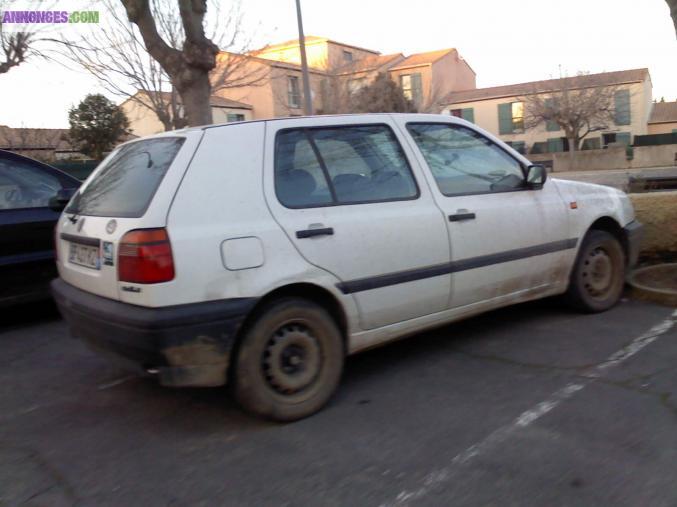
<box><xmin>51</xmin><ymin>114</ymin><xmax>642</xmax><ymax>382</ymax></box>
<box><xmin>0</xmin><ymin>149</ymin><xmax>80</xmax><ymax>306</ymax></box>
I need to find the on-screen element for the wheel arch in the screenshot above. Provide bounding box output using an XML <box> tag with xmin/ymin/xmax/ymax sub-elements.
<box><xmin>229</xmin><ymin>283</ymin><xmax>349</xmax><ymax>374</ymax></box>
<box><xmin>586</xmin><ymin>216</ymin><xmax>629</xmax><ymax>263</ymax></box>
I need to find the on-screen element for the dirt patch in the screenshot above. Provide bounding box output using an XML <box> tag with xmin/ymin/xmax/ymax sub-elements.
<box><xmin>628</xmin><ymin>191</ymin><xmax>677</xmax><ymax>258</ymax></box>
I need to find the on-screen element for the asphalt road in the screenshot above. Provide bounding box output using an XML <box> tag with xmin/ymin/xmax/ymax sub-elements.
<box><xmin>1</xmin><ymin>296</ymin><xmax>676</xmax><ymax>507</ymax></box>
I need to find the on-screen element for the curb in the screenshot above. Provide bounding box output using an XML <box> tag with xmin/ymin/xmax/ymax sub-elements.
<box><xmin>629</xmin><ymin>263</ymin><xmax>677</xmax><ymax>307</ymax></box>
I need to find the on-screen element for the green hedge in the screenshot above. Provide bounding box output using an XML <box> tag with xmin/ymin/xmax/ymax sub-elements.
<box><xmin>52</xmin><ymin>160</ymin><xmax>100</xmax><ymax>181</ymax></box>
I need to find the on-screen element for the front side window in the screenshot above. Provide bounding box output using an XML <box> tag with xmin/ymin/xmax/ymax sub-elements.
<box><xmin>0</xmin><ymin>157</ymin><xmax>61</xmax><ymax>210</ymax></box>
<box><xmin>275</xmin><ymin>125</ymin><xmax>418</xmax><ymax>208</ymax></box>
<box><xmin>407</xmin><ymin>123</ymin><xmax>525</xmax><ymax>196</ymax></box>
<box><xmin>287</xmin><ymin>76</ymin><xmax>301</xmax><ymax>108</ymax></box>
<box><xmin>66</xmin><ymin>137</ymin><xmax>184</xmax><ymax>218</ymax></box>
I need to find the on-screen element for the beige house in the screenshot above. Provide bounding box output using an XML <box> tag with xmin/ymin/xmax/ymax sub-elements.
<box><xmin>214</xmin><ymin>36</ymin><xmax>476</xmax><ymax>119</ymax></box>
<box><xmin>387</xmin><ymin>49</ymin><xmax>476</xmax><ymax>111</ymax></box>
<box><xmin>441</xmin><ymin>69</ymin><xmax>653</xmax><ymax>155</ymax></box>
<box><xmin>647</xmin><ymin>101</ymin><xmax>677</xmax><ymax>134</ymax></box>
<box><xmin>121</xmin><ymin>90</ymin><xmax>252</xmax><ymax>137</ymax></box>
<box><xmin>213</xmin><ymin>52</ymin><xmax>328</xmax><ymax>119</ymax></box>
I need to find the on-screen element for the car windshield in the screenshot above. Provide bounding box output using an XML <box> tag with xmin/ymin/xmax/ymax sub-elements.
<box><xmin>66</xmin><ymin>137</ymin><xmax>184</xmax><ymax>218</ymax></box>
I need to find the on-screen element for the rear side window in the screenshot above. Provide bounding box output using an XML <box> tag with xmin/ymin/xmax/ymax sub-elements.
<box><xmin>274</xmin><ymin>125</ymin><xmax>418</xmax><ymax>208</ymax></box>
<box><xmin>0</xmin><ymin>156</ymin><xmax>61</xmax><ymax>210</ymax></box>
<box><xmin>66</xmin><ymin>138</ymin><xmax>184</xmax><ymax>218</ymax></box>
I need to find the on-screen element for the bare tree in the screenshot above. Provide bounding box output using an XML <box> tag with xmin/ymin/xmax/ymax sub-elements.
<box><xmin>58</xmin><ymin>0</ymin><xmax>265</xmax><ymax>131</ymax></box>
<box><xmin>521</xmin><ymin>74</ymin><xmax>621</xmax><ymax>154</ymax></box>
<box><xmin>0</xmin><ymin>0</ymin><xmax>52</xmax><ymax>75</ymax></box>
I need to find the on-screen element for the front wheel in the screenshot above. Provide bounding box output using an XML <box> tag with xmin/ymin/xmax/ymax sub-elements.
<box><xmin>232</xmin><ymin>298</ymin><xmax>344</xmax><ymax>422</ymax></box>
<box><xmin>565</xmin><ymin>230</ymin><xmax>626</xmax><ymax>312</ymax></box>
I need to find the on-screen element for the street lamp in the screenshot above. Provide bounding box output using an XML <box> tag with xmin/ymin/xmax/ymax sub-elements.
<box><xmin>295</xmin><ymin>0</ymin><xmax>313</xmax><ymax>115</ymax></box>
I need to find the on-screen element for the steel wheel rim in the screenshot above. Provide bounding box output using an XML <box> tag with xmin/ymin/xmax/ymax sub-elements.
<box><xmin>581</xmin><ymin>246</ymin><xmax>616</xmax><ymax>299</ymax></box>
<box><xmin>262</xmin><ymin>322</ymin><xmax>322</xmax><ymax>395</ymax></box>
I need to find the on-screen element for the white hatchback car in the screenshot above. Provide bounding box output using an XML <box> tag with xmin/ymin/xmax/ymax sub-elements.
<box><xmin>52</xmin><ymin>114</ymin><xmax>643</xmax><ymax>421</ymax></box>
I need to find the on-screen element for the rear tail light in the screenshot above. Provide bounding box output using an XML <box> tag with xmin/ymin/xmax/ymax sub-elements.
<box><xmin>118</xmin><ymin>228</ymin><xmax>175</xmax><ymax>283</ymax></box>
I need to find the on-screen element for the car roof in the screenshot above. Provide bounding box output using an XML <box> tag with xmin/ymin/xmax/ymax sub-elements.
<box><xmin>172</xmin><ymin>113</ymin><xmax>457</xmax><ymax>134</ymax></box>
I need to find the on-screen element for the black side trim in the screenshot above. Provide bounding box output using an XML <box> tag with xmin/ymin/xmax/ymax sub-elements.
<box><xmin>337</xmin><ymin>238</ymin><xmax>578</xmax><ymax>294</ymax></box>
<box><xmin>60</xmin><ymin>233</ymin><xmax>100</xmax><ymax>247</ymax></box>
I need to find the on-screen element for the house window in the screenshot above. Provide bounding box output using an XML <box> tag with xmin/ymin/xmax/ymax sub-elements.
<box><xmin>602</xmin><ymin>132</ymin><xmax>631</xmax><ymax>147</ymax></box>
<box><xmin>547</xmin><ymin>137</ymin><xmax>565</xmax><ymax>153</ymax></box>
<box><xmin>616</xmin><ymin>132</ymin><xmax>631</xmax><ymax>146</ymax></box>
<box><xmin>449</xmin><ymin>108</ymin><xmax>475</xmax><ymax>123</ymax></box>
<box><xmin>544</xmin><ymin>98</ymin><xmax>560</xmax><ymax>131</ymax></box>
<box><xmin>614</xmin><ymin>89</ymin><xmax>631</xmax><ymax>125</ymax></box>
<box><xmin>226</xmin><ymin>113</ymin><xmax>245</xmax><ymax>122</ymax></box>
<box><xmin>581</xmin><ymin>137</ymin><xmax>601</xmax><ymax>150</ymax></box>
<box><xmin>400</xmin><ymin>73</ymin><xmax>422</xmax><ymax>105</ymax></box>
<box><xmin>498</xmin><ymin>102</ymin><xmax>524</xmax><ymax>134</ymax></box>
<box><xmin>343</xmin><ymin>50</ymin><xmax>353</xmax><ymax>62</ymax></box>
<box><xmin>287</xmin><ymin>76</ymin><xmax>301</xmax><ymax>109</ymax></box>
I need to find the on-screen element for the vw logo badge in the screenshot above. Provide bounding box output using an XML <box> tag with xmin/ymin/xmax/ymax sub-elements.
<box><xmin>106</xmin><ymin>219</ymin><xmax>117</xmax><ymax>234</ymax></box>
<box><xmin>77</xmin><ymin>218</ymin><xmax>85</xmax><ymax>232</ymax></box>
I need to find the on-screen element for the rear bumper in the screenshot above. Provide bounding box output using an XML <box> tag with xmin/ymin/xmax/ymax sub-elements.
<box><xmin>51</xmin><ymin>278</ymin><xmax>257</xmax><ymax>387</ymax></box>
<box><xmin>623</xmin><ymin>220</ymin><xmax>644</xmax><ymax>268</ymax></box>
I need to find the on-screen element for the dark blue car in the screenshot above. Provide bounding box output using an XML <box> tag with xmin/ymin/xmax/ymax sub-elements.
<box><xmin>0</xmin><ymin>149</ymin><xmax>80</xmax><ymax>306</ymax></box>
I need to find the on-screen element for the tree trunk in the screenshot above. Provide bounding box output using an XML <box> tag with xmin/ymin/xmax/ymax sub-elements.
<box><xmin>568</xmin><ymin>136</ymin><xmax>577</xmax><ymax>170</ymax></box>
<box><xmin>667</xmin><ymin>0</ymin><xmax>677</xmax><ymax>36</ymax></box>
<box><xmin>121</xmin><ymin>0</ymin><xmax>218</xmax><ymax>128</ymax></box>
<box><xmin>176</xmin><ymin>74</ymin><xmax>213</xmax><ymax>126</ymax></box>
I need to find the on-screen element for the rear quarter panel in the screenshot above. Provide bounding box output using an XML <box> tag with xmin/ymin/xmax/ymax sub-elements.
<box><xmin>163</xmin><ymin>122</ymin><xmax>360</xmax><ymax>329</ymax></box>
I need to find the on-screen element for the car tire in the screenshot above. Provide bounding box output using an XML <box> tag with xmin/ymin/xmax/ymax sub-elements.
<box><xmin>232</xmin><ymin>297</ymin><xmax>344</xmax><ymax>422</ymax></box>
<box><xmin>565</xmin><ymin>230</ymin><xmax>626</xmax><ymax>313</ymax></box>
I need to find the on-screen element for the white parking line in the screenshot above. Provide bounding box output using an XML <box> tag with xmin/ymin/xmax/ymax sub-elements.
<box><xmin>383</xmin><ymin>309</ymin><xmax>677</xmax><ymax>507</ymax></box>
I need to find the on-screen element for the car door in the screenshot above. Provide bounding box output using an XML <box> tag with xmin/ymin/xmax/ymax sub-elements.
<box><xmin>264</xmin><ymin>117</ymin><xmax>451</xmax><ymax>330</ymax></box>
<box><xmin>403</xmin><ymin>119</ymin><xmax>571</xmax><ymax>309</ymax></box>
<box><xmin>0</xmin><ymin>152</ymin><xmax>79</xmax><ymax>304</ymax></box>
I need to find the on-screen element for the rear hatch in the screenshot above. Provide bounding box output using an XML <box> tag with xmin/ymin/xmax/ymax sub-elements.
<box><xmin>56</xmin><ymin>131</ymin><xmax>203</xmax><ymax>303</ymax></box>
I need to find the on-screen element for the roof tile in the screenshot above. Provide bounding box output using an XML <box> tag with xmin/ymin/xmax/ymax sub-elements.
<box><xmin>444</xmin><ymin>68</ymin><xmax>650</xmax><ymax>104</ymax></box>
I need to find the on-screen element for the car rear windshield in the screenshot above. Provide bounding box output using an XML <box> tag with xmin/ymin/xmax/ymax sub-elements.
<box><xmin>66</xmin><ymin>137</ymin><xmax>185</xmax><ymax>218</ymax></box>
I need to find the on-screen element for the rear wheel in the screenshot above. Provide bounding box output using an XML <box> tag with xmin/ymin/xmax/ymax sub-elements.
<box><xmin>565</xmin><ymin>230</ymin><xmax>626</xmax><ymax>312</ymax></box>
<box><xmin>232</xmin><ymin>298</ymin><xmax>344</xmax><ymax>422</ymax></box>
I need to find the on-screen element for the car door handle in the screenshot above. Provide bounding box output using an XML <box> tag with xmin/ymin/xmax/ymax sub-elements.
<box><xmin>296</xmin><ymin>227</ymin><xmax>334</xmax><ymax>239</ymax></box>
<box><xmin>448</xmin><ymin>212</ymin><xmax>476</xmax><ymax>222</ymax></box>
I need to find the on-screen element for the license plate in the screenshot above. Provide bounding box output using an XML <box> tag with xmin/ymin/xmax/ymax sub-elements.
<box><xmin>68</xmin><ymin>242</ymin><xmax>100</xmax><ymax>270</ymax></box>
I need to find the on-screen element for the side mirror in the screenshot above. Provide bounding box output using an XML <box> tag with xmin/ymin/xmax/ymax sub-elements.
<box><xmin>49</xmin><ymin>187</ymin><xmax>77</xmax><ymax>212</ymax></box>
<box><xmin>526</xmin><ymin>164</ymin><xmax>547</xmax><ymax>189</ymax></box>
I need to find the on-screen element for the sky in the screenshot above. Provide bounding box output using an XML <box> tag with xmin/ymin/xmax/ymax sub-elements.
<box><xmin>0</xmin><ymin>0</ymin><xmax>675</xmax><ymax>128</ymax></box>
